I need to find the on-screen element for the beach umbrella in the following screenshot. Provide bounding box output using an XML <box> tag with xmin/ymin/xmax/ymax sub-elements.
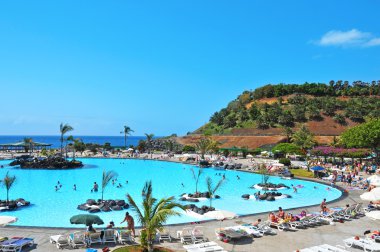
<box><xmin>0</xmin><ymin>216</ymin><xmax>17</xmax><ymax>226</ymax></box>
<box><xmin>367</xmin><ymin>175</ymin><xmax>380</xmax><ymax>186</ymax></box>
<box><xmin>246</xmin><ymin>154</ymin><xmax>253</xmax><ymax>158</ymax></box>
<box><xmin>127</xmin><ymin>148</ymin><xmax>134</xmax><ymax>151</ymax></box>
<box><xmin>204</xmin><ymin>210</ymin><xmax>238</xmax><ymax>229</ymax></box>
<box><xmin>366</xmin><ymin>211</ymin><xmax>380</xmax><ymax>220</ymax></box>
<box><xmin>310</xmin><ymin>166</ymin><xmax>325</xmax><ymax>171</ymax></box>
<box><xmin>203</xmin><ymin>210</ymin><xmax>238</xmax><ymax>221</ymax></box>
<box><xmin>70</xmin><ymin>214</ymin><xmax>104</xmax><ymax>226</ymax></box>
<box><xmin>360</xmin><ymin>188</ymin><xmax>380</xmax><ymax>201</ymax></box>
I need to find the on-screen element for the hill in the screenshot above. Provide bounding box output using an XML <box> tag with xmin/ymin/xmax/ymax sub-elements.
<box><xmin>185</xmin><ymin>81</ymin><xmax>380</xmax><ymax>149</ymax></box>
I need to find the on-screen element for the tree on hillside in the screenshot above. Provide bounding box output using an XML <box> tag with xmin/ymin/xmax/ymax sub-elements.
<box><xmin>248</xmin><ymin>103</ymin><xmax>261</xmax><ymax>120</ymax></box>
<box><xmin>292</xmin><ymin>125</ymin><xmax>315</xmax><ymax>153</ymax></box>
<box><xmin>278</xmin><ymin>111</ymin><xmax>294</xmax><ymax>127</ymax></box>
<box><xmin>272</xmin><ymin>143</ymin><xmax>302</xmax><ymax>155</ymax></box>
<box><xmin>281</xmin><ymin>126</ymin><xmax>293</xmax><ymax>143</ymax></box>
<box><xmin>60</xmin><ymin>123</ymin><xmax>73</xmax><ymax>158</ymax></box>
<box><xmin>341</xmin><ymin>119</ymin><xmax>380</xmax><ymax>164</ymax></box>
<box><xmin>121</xmin><ymin>126</ymin><xmax>134</xmax><ymax>150</ymax></box>
<box><xmin>126</xmin><ymin>181</ymin><xmax>184</xmax><ymax>252</ymax></box>
<box><xmin>145</xmin><ymin>133</ymin><xmax>155</xmax><ymax>154</ymax></box>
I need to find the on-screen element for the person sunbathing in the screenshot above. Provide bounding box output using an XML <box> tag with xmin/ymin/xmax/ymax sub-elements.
<box><xmin>321</xmin><ymin>206</ymin><xmax>334</xmax><ymax>215</ymax></box>
<box><xmin>277</xmin><ymin>207</ymin><xmax>285</xmax><ymax>219</ymax></box>
<box><xmin>268</xmin><ymin>212</ymin><xmax>278</xmax><ymax>223</ymax></box>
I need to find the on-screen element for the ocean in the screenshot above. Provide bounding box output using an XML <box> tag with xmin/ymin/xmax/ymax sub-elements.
<box><xmin>0</xmin><ymin>135</ymin><xmax>149</xmax><ymax>148</ymax></box>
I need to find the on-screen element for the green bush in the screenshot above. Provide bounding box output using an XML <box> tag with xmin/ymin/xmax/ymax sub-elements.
<box><xmin>279</xmin><ymin>158</ymin><xmax>291</xmax><ymax>166</ymax></box>
<box><xmin>182</xmin><ymin>145</ymin><xmax>195</xmax><ymax>152</ymax></box>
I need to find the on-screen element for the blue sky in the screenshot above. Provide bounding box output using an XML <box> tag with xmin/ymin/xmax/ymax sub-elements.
<box><xmin>0</xmin><ymin>1</ymin><xmax>379</xmax><ymax>136</ymax></box>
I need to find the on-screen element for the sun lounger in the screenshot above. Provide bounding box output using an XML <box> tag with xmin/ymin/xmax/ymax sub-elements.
<box><xmin>157</xmin><ymin>228</ymin><xmax>172</xmax><ymax>242</ymax></box>
<box><xmin>183</xmin><ymin>241</ymin><xmax>218</xmax><ymax>250</ymax></box>
<box><xmin>1</xmin><ymin>237</ymin><xmax>34</xmax><ymax>252</ymax></box>
<box><xmin>103</xmin><ymin>229</ymin><xmax>116</xmax><ymax>244</ymax></box>
<box><xmin>49</xmin><ymin>234</ymin><xmax>70</xmax><ymax>249</ymax></box>
<box><xmin>344</xmin><ymin>237</ymin><xmax>380</xmax><ymax>252</ymax></box>
<box><xmin>226</xmin><ymin>225</ymin><xmax>262</xmax><ymax>237</ymax></box>
<box><xmin>192</xmin><ymin>226</ymin><xmax>207</xmax><ymax>244</ymax></box>
<box><xmin>117</xmin><ymin>230</ymin><xmax>134</xmax><ymax>244</ymax></box>
<box><xmin>269</xmin><ymin>220</ymin><xmax>295</xmax><ymax>231</ymax></box>
<box><xmin>319</xmin><ymin>244</ymin><xmax>349</xmax><ymax>252</ymax></box>
<box><xmin>186</xmin><ymin>246</ymin><xmax>227</xmax><ymax>252</ymax></box>
<box><xmin>257</xmin><ymin>221</ymin><xmax>277</xmax><ymax>235</ymax></box>
<box><xmin>88</xmin><ymin>232</ymin><xmax>102</xmax><ymax>246</ymax></box>
<box><xmin>69</xmin><ymin>232</ymin><xmax>87</xmax><ymax>249</ymax></box>
<box><xmin>178</xmin><ymin>227</ymin><xmax>194</xmax><ymax>244</ymax></box>
<box><xmin>215</xmin><ymin>228</ymin><xmax>249</xmax><ymax>242</ymax></box>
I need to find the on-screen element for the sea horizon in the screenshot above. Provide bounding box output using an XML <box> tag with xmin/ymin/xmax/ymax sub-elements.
<box><xmin>0</xmin><ymin>135</ymin><xmax>161</xmax><ymax>148</ymax></box>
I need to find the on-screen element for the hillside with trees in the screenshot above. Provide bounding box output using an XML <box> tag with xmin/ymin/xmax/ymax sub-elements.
<box><xmin>180</xmin><ymin>81</ymin><xmax>380</xmax><ymax>149</ymax></box>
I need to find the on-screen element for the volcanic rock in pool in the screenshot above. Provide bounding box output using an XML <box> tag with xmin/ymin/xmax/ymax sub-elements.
<box><xmin>197</xmin><ymin>209</ymin><xmax>205</xmax><ymax>215</ymax></box>
<box><xmin>266</xmin><ymin>196</ymin><xmax>275</xmax><ymax>201</ymax></box>
<box><xmin>101</xmin><ymin>206</ymin><xmax>112</xmax><ymax>212</ymax></box>
<box><xmin>116</xmin><ymin>200</ymin><xmax>126</xmax><ymax>206</ymax></box>
<box><xmin>9</xmin><ymin>156</ymin><xmax>84</xmax><ymax>169</ymax></box>
<box><xmin>86</xmin><ymin>199</ymin><xmax>97</xmax><ymax>205</ymax></box>
<box><xmin>187</xmin><ymin>198</ymin><xmax>199</xmax><ymax>202</ymax></box>
<box><xmin>89</xmin><ymin>208</ymin><xmax>101</xmax><ymax>213</ymax></box>
<box><xmin>111</xmin><ymin>205</ymin><xmax>122</xmax><ymax>211</ymax></box>
<box><xmin>215</xmin><ymin>195</ymin><xmax>220</xmax><ymax>199</ymax></box>
<box><xmin>77</xmin><ymin>204</ymin><xmax>90</xmax><ymax>211</ymax></box>
<box><xmin>241</xmin><ymin>194</ymin><xmax>250</xmax><ymax>199</ymax></box>
<box><xmin>123</xmin><ymin>203</ymin><xmax>129</xmax><ymax>209</ymax></box>
<box><xmin>179</xmin><ymin>197</ymin><xmax>186</xmax><ymax>201</ymax></box>
<box><xmin>259</xmin><ymin>194</ymin><xmax>267</xmax><ymax>200</ymax></box>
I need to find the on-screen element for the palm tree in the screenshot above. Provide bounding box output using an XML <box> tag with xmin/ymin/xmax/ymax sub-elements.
<box><xmin>60</xmin><ymin>123</ymin><xmax>74</xmax><ymax>158</ymax></box>
<box><xmin>127</xmin><ymin>181</ymin><xmax>184</xmax><ymax>252</ymax></box>
<box><xmin>145</xmin><ymin>133</ymin><xmax>155</xmax><ymax>155</ymax></box>
<box><xmin>206</xmin><ymin>176</ymin><xmax>224</xmax><ymax>208</ymax></box>
<box><xmin>190</xmin><ymin>168</ymin><xmax>203</xmax><ymax>194</ymax></box>
<box><xmin>120</xmin><ymin>126</ymin><xmax>134</xmax><ymax>149</ymax></box>
<box><xmin>195</xmin><ymin>137</ymin><xmax>211</xmax><ymax>159</ymax></box>
<box><xmin>1</xmin><ymin>172</ymin><xmax>16</xmax><ymax>205</ymax></box>
<box><xmin>101</xmin><ymin>170</ymin><xmax>118</xmax><ymax>201</ymax></box>
<box><xmin>66</xmin><ymin>135</ymin><xmax>74</xmax><ymax>159</ymax></box>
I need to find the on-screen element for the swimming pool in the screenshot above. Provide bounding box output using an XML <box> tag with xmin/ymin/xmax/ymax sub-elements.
<box><xmin>0</xmin><ymin>158</ymin><xmax>342</xmax><ymax>227</ymax></box>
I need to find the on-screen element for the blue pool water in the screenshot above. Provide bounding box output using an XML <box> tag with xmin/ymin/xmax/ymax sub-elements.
<box><xmin>0</xmin><ymin>158</ymin><xmax>342</xmax><ymax>227</ymax></box>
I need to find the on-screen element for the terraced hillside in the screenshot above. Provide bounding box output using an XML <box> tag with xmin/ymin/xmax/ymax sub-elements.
<box><xmin>183</xmin><ymin>81</ymin><xmax>380</xmax><ymax>149</ymax></box>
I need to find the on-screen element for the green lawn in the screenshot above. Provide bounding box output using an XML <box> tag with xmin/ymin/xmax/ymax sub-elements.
<box><xmin>289</xmin><ymin>168</ymin><xmax>314</xmax><ymax>178</ymax></box>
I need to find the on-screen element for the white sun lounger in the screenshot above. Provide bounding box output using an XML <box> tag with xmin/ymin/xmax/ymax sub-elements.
<box><xmin>344</xmin><ymin>237</ymin><xmax>380</xmax><ymax>252</ymax></box>
<box><xmin>319</xmin><ymin>244</ymin><xmax>349</xmax><ymax>252</ymax></box>
<box><xmin>49</xmin><ymin>234</ymin><xmax>70</xmax><ymax>249</ymax></box>
<box><xmin>157</xmin><ymin>228</ymin><xmax>172</xmax><ymax>242</ymax></box>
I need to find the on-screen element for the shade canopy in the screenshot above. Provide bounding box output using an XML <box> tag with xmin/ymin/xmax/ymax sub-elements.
<box><xmin>203</xmin><ymin>210</ymin><xmax>238</xmax><ymax>220</ymax></box>
<box><xmin>0</xmin><ymin>141</ymin><xmax>51</xmax><ymax>147</ymax></box>
<box><xmin>360</xmin><ymin>188</ymin><xmax>380</xmax><ymax>201</ymax></box>
<box><xmin>0</xmin><ymin>216</ymin><xmax>18</xmax><ymax>226</ymax></box>
<box><xmin>310</xmin><ymin>166</ymin><xmax>325</xmax><ymax>171</ymax></box>
<box><xmin>366</xmin><ymin>211</ymin><xmax>380</xmax><ymax>220</ymax></box>
<box><xmin>70</xmin><ymin>214</ymin><xmax>104</xmax><ymax>226</ymax></box>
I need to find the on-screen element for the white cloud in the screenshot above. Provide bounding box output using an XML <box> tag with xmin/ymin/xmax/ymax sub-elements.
<box><xmin>316</xmin><ymin>29</ymin><xmax>380</xmax><ymax>47</ymax></box>
<box><xmin>365</xmin><ymin>38</ymin><xmax>380</xmax><ymax>47</ymax></box>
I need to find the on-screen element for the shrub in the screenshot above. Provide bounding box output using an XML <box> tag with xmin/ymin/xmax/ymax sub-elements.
<box><xmin>279</xmin><ymin>158</ymin><xmax>291</xmax><ymax>166</ymax></box>
<box><xmin>182</xmin><ymin>145</ymin><xmax>195</xmax><ymax>152</ymax></box>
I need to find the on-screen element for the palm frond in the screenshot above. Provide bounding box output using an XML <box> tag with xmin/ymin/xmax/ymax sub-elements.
<box><xmin>126</xmin><ymin>194</ymin><xmax>145</xmax><ymax>226</ymax></box>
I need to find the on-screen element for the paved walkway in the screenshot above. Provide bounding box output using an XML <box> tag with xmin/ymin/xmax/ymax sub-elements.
<box><xmin>0</xmin><ymin>178</ymin><xmax>375</xmax><ymax>252</ymax></box>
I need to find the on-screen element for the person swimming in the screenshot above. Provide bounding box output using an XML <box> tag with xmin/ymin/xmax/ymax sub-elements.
<box><xmin>73</xmin><ymin>184</ymin><xmax>76</xmax><ymax>191</ymax></box>
<box><xmin>55</xmin><ymin>185</ymin><xmax>59</xmax><ymax>192</ymax></box>
<box><xmin>181</xmin><ymin>183</ymin><xmax>184</xmax><ymax>187</ymax></box>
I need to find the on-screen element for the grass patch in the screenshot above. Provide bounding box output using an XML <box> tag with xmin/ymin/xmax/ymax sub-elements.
<box><xmin>289</xmin><ymin>168</ymin><xmax>314</xmax><ymax>178</ymax></box>
<box><xmin>113</xmin><ymin>246</ymin><xmax>174</xmax><ymax>252</ymax></box>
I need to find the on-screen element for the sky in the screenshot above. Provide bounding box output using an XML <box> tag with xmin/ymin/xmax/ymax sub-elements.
<box><xmin>0</xmin><ymin>1</ymin><xmax>379</xmax><ymax>136</ymax></box>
